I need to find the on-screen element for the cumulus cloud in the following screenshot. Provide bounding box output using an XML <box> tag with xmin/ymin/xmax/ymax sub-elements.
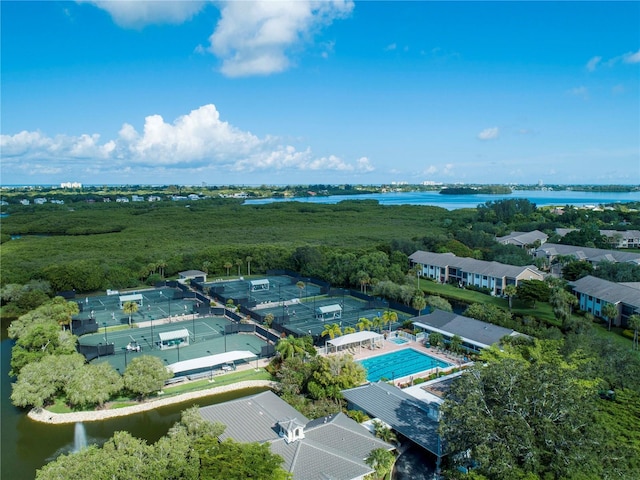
<box><xmin>384</xmin><ymin>43</ymin><xmax>397</xmax><ymax>51</ymax></box>
<box><xmin>0</xmin><ymin>104</ymin><xmax>372</xmax><ymax>177</ymax></box>
<box><xmin>81</xmin><ymin>0</ymin><xmax>206</xmax><ymax>28</ymax></box>
<box><xmin>209</xmin><ymin>0</ymin><xmax>354</xmax><ymax>77</ymax></box>
<box><xmin>477</xmin><ymin>127</ymin><xmax>499</xmax><ymax>141</ymax></box>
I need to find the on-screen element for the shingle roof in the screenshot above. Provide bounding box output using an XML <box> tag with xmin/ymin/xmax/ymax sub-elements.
<box><xmin>409</xmin><ymin>251</ymin><xmax>543</xmax><ymax>280</ymax></box>
<box><xmin>342</xmin><ymin>382</ymin><xmax>443</xmax><ymax>456</ymax></box>
<box><xmin>535</xmin><ymin>243</ymin><xmax>640</xmax><ymax>264</ymax></box>
<box><xmin>570</xmin><ymin>275</ymin><xmax>640</xmax><ymax>308</ymax></box>
<box><xmin>496</xmin><ymin>230</ymin><xmax>548</xmax><ymax>246</ymax></box>
<box><xmin>413</xmin><ymin>310</ymin><xmax>518</xmax><ymax>347</ymax></box>
<box><xmin>199</xmin><ymin>391</ymin><xmax>392</xmax><ymax>480</ymax></box>
<box><xmin>199</xmin><ymin>390</ymin><xmax>308</xmax><ymax>443</ymax></box>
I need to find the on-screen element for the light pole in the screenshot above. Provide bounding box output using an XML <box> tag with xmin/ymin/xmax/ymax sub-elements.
<box><xmin>150</xmin><ymin>317</ymin><xmax>154</xmax><ymax>350</ymax></box>
<box><xmin>192</xmin><ymin>314</ymin><xmax>196</xmax><ymax>343</ymax></box>
<box><xmin>122</xmin><ymin>347</ymin><xmax>128</xmax><ymax>368</ymax></box>
<box><xmin>103</xmin><ymin>322</ymin><xmax>108</xmax><ymax>344</ymax></box>
<box><xmin>177</xmin><ymin>341</ymin><xmax>180</xmax><ymax>362</ymax></box>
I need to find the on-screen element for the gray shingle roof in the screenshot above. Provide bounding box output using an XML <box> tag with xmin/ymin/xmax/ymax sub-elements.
<box><xmin>342</xmin><ymin>382</ymin><xmax>443</xmax><ymax>456</ymax></box>
<box><xmin>413</xmin><ymin>310</ymin><xmax>518</xmax><ymax>347</ymax></box>
<box><xmin>199</xmin><ymin>391</ymin><xmax>392</xmax><ymax>480</ymax></box>
<box><xmin>496</xmin><ymin>230</ymin><xmax>548</xmax><ymax>246</ymax></box>
<box><xmin>570</xmin><ymin>275</ymin><xmax>640</xmax><ymax>308</ymax></box>
<box><xmin>199</xmin><ymin>390</ymin><xmax>308</xmax><ymax>443</ymax></box>
<box><xmin>535</xmin><ymin>243</ymin><xmax>640</xmax><ymax>264</ymax></box>
<box><xmin>409</xmin><ymin>250</ymin><xmax>543</xmax><ymax>280</ymax></box>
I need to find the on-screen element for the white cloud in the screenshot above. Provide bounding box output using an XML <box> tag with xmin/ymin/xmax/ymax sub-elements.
<box><xmin>81</xmin><ymin>1</ymin><xmax>206</xmax><ymax>28</ymax></box>
<box><xmin>1</xmin><ymin>104</ymin><xmax>372</xmax><ymax>177</ymax></box>
<box><xmin>622</xmin><ymin>49</ymin><xmax>640</xmax><ymax>64</ymax></box>
<box><xmin>209</xmin><ymin>0</ymin><xmax>354</xmax><ymax>77</ymax></box>
<box><xmin>477</xmin><ymin>127</ymin><xmax>499</xmax><ymax>141</ymax></box>
<box><xmin>568</xmin><ymin>86</ymin><xmax>589</xmax><ymax>99</ymax></box>
<box><xmin>586</xmin><ymin>56</ymin><xmax>601</xmax><ymax>72</ymax></box>
<box><xmin>384</xmin><ymin>43</ymin><xmax>397</xmax><ymax>51</ymax></box>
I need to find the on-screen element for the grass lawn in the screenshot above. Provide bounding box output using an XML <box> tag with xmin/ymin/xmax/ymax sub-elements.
<box><xmin>419</xmin><ymin>280</ymin><xmax>560</xmax><ymax>326</ymax></box>
<box><xmin>160</xmin><ymin>368</ymin><xmax>274</xmax><ymax>397</ymax></box>
<box><xmin>46</xmin><ymin>369</ymin><xmax>275</xmax><ymax>413</ymax></box>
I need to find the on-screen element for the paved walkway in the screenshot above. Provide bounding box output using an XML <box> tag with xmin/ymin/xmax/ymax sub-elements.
<box><xmin>28</xmin><ymin>379</ymin><xmax>278</xmax><ymax>425</ymax></box>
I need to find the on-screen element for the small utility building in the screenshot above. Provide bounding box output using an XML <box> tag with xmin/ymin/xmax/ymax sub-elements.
<box><xmin>119</xmin><ymin>293</ymin><xmax>143</xmax><ymax>309</ymax></box>
<box><xmin>250</xmin><ymin>279</ymin><xmax>270</xmax><ymax>291</ymax></box>
<box><xmin>315</xmin><ymin>304</ymin><xmax>342</xmax><ymax>321</ymax></box>
<box><xmin>158</xmin><ymin>329</ymin><xmax>190</xmax><ymax>350</ymax></box>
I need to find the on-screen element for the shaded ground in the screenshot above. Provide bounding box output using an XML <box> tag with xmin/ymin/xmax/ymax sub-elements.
<box><xmin>394</xmin><ymin>444</ymin><xmax>436</xmax><ymax>480</ymax></box>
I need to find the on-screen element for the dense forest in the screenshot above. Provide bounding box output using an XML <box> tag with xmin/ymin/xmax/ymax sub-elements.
<box><xmin>2</xmin><ymin>192</ymin><xmax>640</xmax><ymax>479</ymax></box>
<box><xmin>1</xmin><ymin>194</ymin><xmax>639</xmax><ymax>294</ymax></box>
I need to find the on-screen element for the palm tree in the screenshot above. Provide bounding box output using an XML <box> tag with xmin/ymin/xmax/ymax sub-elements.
<box><xmin>235</xmin><ymin>258</ymin><xmax>242</xmax><ymax>276</ymax></box>
<box><xmin>157</xmin><ymin>259</ymin><xmax>167</xmax><ymax>278</ymax></box>
<box><xmin>201</xmin><ymin>261</ymin><xmax>211</xmax><ymax>274</ymax></box>
<box><xmin>504</xmin><ymin>284</ymin><xmax>518</xmax><ymax>311</ymax></box>
<box><xmin>123</xmin><ymin>301</ymin><xmax>139</xmax><ymax>327</ymax></box>
<box><xmin>603</xmin><ymin>302</ymin><xmax>618</xmax><ymax>331</ymax></box>
<box><xmin>223</xmin><ymin>262</ymin><xmax>232</xmax><ymax>277</ymax></box>
<box><xmin>381</xmin><ymin>310</ymin><xmax>399</xmax><ymax>330</ymax></box>
<box><xmin>296</xmin><ymin>281</ymin><xmax>305</xmax><ymax>298</ymax></box>
<box><xmin>449</xmin><ymin>334</ymin><xmax>463</xmax><ymax>353</ymax></box>
<box><xmin>372</xmin><ymin>316</ymin><xmax>383</xmax><ymax>333</ymax></box>
<box><xmin>344</xmin><ymin>326</ymin><xmax>356</xmax><ymax>335</ymax></box>
<box><xmin>321</xmin><ymin>323</ymin><xmax>342</xmax><ymax>340</ymax></box>
<box><xmin>372</xmin><ymin>419</ymin><xmax>398</xmax><ymax>445</ymax></box>
<box><xmin>246</xmin><ymin>256</ymin><xmax>253</xmax><ymax>276</ymax></box>
<box><xmin>356</xmin><ymin>317</ymin><xmax>371</xmax><ymax>331</ymax></box>
<box><xmin>411</xmin><ymin>294</ymin><xmax>426</xmax><ymax>316</ymax></box>
<box><xmin>276</xmin><ymin>335</ymin><xmax>305</xmax><ymax>360</ymax></box>
<box><xmin>264</xmin><ymin>313</ymin><xmax>274</xmax><ymax>328</ymax></box>
<box><xmin>365</xmin><ymin>448</ymin><xmax>395</xmax><ymax>479</ymax></box>
<box><xmin>628</xmin><ymin>314</ymin><xmax>640</xmax><ymax>351</ymax></box>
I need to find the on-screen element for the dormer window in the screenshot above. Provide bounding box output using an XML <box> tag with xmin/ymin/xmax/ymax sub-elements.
<box><xmin>277</xmin><ymin>418</ymin><xmax>305</xmax><ymax>444</ymax></box>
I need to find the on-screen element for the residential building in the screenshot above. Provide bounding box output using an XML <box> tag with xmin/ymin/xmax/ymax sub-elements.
<box><xmin>495</xmin><ymin>230</ymin><xmax>548</xmax><ymax>250</ymax></box>
<box><xmin>569</xmin><ymin>275</ymin><xmax>640</xmax><ymax>327</ymax></box>
<box><xmin>409</xmin><ymin>250</ymin><xmax>545</xmax><ymax>296</ymax></box>
<box><xmin>555</xmin><ymin>228</ymin><xmax>640</xmax><ymax>249</ymax></box>
<box><xmin>412</xmin><ymin>310</ymin><xmax>523</xmax><ymax>353</ymax></box>
<box><xmin>199</xmin><ymin>390</ymin><xmax>392</xmax><ymax>480</ymax></box>
<box><xmin>534</xmin><ymin>243</ymin><xmax>640</xmax><ymax>267</ymax></box>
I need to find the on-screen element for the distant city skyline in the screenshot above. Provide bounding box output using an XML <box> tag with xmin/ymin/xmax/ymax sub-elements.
<box><xmin>2</xmin><ymin>1</ymin><xmax>639</xmax><ymax>186</ymax></box>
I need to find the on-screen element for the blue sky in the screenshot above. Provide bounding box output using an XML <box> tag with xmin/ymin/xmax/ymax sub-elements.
<box><xmin>2</xmin><ymin>1</ymin><xmax>639</xmax><ymax>186</ymax></box>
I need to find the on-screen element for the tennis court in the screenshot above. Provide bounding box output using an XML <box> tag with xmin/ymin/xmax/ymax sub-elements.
<box><xmin>73</xmin><ymin>287</ymin><xmax>207</xmax><ymax>329</ymax></box>
<box><xmin>203</xmin><ymin>275</ymin><xmax>323</xmax><ymax>305</ymax></box>
<box><xmin>257</xmin><ymin>294</ymin><xmax>410</xmax><ymax>338</ymax></box>
<box><xmin>82</xmin><ymin>315</ymin><xmax>268</xmax><ymax>374</ymax></box>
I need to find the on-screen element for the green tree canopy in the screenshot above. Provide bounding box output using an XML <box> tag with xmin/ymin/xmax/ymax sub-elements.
<box><xmin>440</xmin><ymin>340</ymin><xmax>604</xmax><ymax>479</ymax></box>
<box><xmin>123</xmin><ymin>355</ymin><xmax>172</xmax><ymax>398</ymax></box>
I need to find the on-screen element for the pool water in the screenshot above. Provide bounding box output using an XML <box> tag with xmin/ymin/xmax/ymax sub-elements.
<box><xmin>389</xmin><ymin>337</ymin><xmax>408</xmax><ymax>345</ymax></box>
<box><xmin>359</xmin><ymin>348</ymin><xmax>452</xmax><ymax>382</ymax></box>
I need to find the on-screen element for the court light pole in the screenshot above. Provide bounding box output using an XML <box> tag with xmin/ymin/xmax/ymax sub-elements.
<box><xmin>122</xmin><ymin>347</ymin><xmax>128</xmax><ymax>368</ymax></box>
<box><xmin>103</xmin><ymin>322</ymin><xmax>108</xmax><ymax>344</ymax></box>
<box><xmin>150</xmin><ymin>317</ymin><xmax>154</xmax><ymax>350</ymax></box>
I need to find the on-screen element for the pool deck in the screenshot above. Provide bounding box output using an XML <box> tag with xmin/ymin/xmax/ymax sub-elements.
<box><xmin>325</xmin><ymin>336</ymin><xmax>471</xmax><ymax>385</ymax></box>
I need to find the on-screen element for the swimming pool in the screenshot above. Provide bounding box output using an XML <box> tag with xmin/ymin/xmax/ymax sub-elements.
<box><xmin>389</xmin><ymin>337</ymin><xmax>409</xmax><ymax>345</ymax></box>
<box><xmin>359</xmin><ymin>348</ymin><xmax>452</xmax><ymax>382</ymax></box>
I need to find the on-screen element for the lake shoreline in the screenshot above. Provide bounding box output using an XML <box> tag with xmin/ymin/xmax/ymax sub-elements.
<box><xmin>28</xmin><ymin>380</ymin><xmax>278</xmax><ymax>425</ymax></box>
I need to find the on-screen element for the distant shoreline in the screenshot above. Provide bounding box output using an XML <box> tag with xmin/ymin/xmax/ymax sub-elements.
<box><xmin>27</xmin><ymin>380</ymin><xmax>277</xmax><ymax>425</ymax></box>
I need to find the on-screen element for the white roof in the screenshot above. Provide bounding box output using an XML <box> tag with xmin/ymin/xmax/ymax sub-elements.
<box><xmin>158</xmin><ymin>329</ymin><xmax>190</xmax><ymax>342</ymax></box>
<box><xmin>317</xmin><ymin>304</ymin><xmax>342</xmax><ymax>314</ymax></box>
<box><xmin>119</xmin><ymin>293</ymin><xmax>142</xmax><ymax>302</ymax></box>
<box><xmin>167</xmin><ymin>350</ymin><xmax>257</xmax><ymax>374</ymax></box>
<box><xmin>327</xmin><ymin>331</ymin><xmax>383</xmax><ymax>347</ymax></box>
<box><xmin>250</xmin><ymin>279</ymin><xmax>269</xmax><ymax>286</ymax></box>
